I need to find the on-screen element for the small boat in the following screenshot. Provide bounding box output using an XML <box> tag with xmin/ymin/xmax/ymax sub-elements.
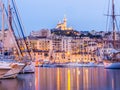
<box><xmin>0</xmin><ymin>62</ymin><xmax>25</xmax><ymax>79</ymax></box>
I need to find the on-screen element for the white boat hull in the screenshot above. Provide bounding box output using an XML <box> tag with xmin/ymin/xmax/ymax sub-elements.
<box><xmin>104</xmin><ymin>62</ymin><xmax>120</xmax><ymax>69</ymax></box>
<box><xmin>0</xmin><ymin>67</ymin><xmax>11</xmax><ymax>75</ymax></box>
<box><xmin>0</xmin><ymin>62</ymin><xmax>25</xmax><ymax>79</ymax></box>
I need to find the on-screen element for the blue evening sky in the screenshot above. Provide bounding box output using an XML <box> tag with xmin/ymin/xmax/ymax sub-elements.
<box><xmin>16</xmin><ymin>0</ymin><xmax>120</xmax><ymax>34</ymax></box>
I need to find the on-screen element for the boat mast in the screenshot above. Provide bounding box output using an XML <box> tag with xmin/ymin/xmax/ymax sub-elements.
<box><xmin>11</xmin><ymin>0</ymin><xmax>34</xmax><ymax>60</ymax></box>
<box><xmin>1</xmin><ymin>2</ymin><xmax>5</xmax><ymax>57</ymax></box>
<box><xmin>8</xmin><ymin>0</ymin><xmax>23</xmax><ymax>58</ymax></box>
<box><xmin>112</xmin><ymin>0</ymin><xmax>116</xmax><ymax>48</ymax></box>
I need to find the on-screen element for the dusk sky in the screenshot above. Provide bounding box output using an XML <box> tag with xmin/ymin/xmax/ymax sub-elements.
<box><xmin>16</xmin><ymin>0</ymin><xmax>120</xmax><ymax>34</ymax></box>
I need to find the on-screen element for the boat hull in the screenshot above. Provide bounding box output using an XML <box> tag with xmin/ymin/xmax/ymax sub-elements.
<box><xmin>0</xmin><ymin>63</ymin><xmax>25</xmax><ymax>79</ymax></box>
<box><xmin>104</xmin><ymin>62</ymin><xmax>120</xmax><ymax>69</ymax></box>
<box><xmin>0</xmin><ymin>68</ymin><xmax>11</xmax><ymax>75</ymax></box>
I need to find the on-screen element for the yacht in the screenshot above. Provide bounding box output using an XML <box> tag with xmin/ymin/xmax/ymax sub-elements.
<box><xmin>103</xmin><ymin>0</ymin><xmax>120</xmax><ymax>69</ymax></box>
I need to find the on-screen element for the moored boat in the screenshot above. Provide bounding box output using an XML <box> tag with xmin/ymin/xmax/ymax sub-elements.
<box><xmin>0</xmin><ymin>62</ymin><xmax>25</xmax><ymax>79</ymax></box>
<box><xmin>103</xmin><ymin>52</ymin><xmax>120</xmax><ymax>69</ymax></box>
<box><xmin>103</xmin><ymin>0</ymin><xmax>120</xmax><ymax>69</ymax></box>
<box><xmin>104</xmin><ymin>61</ymin><xmax>120</xmax><ymax>69</ymax></box>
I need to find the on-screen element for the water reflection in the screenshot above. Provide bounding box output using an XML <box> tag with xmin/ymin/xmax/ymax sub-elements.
<box><xmin>0</xmin><ymin>74</ymin><xmax>35</xmax><ymax>90</ymax></box>
<box><xmin>0</xmin><ymin>67</ymin><xmax>120</xmax><ymax>90</ymax></box>
<box><xmin>35</xmin><ymin>67</ymin><xmax>120</xmax><ymax>90</ymax></box>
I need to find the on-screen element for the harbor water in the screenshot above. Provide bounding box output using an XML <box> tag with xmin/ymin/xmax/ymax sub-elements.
<box><xmin>0</xmin><ymin>67</ymin><xmax>120</xmax><ymax>90</ymax></box>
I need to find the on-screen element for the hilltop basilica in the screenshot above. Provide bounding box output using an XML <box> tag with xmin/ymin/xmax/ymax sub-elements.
<box><xmin>55</xmin><ymin>16</ymin><xmax>73</xmax><ymax>30</ymax></box>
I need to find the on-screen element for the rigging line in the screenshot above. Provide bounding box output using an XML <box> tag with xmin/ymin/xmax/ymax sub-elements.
<box><xmin>12</xmin><ymin>0</ymin><xmax>34</xmax><ymax>59</ymax></box>
<box><xmin>115</xmin><ymin>18</ymin><xmax>119</xmax><ymax>32</ymax></box>
<box><xmin>14</xmin><ymin>0</ymin><xmax>34</xmax><ymax>60</ymax></box>
<box><xmin>106</xmin><ymin>0</ymin><xmax>111</xmax><ymax>32</ymax></box>
<box><xmin>12</xmin><ymin>0</ymin><xmax>27</xmax><ymax>48</ymax></box>
<box><xmin>10</xmin><ymin>9</ymin><xmax>28</xmax><ymax>55</ymax></box>
<box><xmin>12</xmin><ymin>12</ymin><xmax>22</xmax><ymax>40</ymax></box>
<box><xmin>8</xmin><ymin>0</ymin><xmax>23</xmax><ymax>57</ymax></box>
<box><xmin>11</xmin><ymin>8</ymin><xmax>24</xmax><ymax>40</ymax></box>
<box><xmin>4</xmin><ymin>3</ymin><xmax>23</xmax><ymax>56</ymax></box>
<box><xmin>1</xmin><ymin>0</ymin><xmax>23</xmax><ymax>58</ymax></box>
<box><xmin>12</xmin><ymin>11</ymin><xmax>27</xmax><ymax>52</ymax></box>
<box><xmin>11</xmin><ymin>0</ymin><xmax>32</xmax><ymax>59</ymax></box>
<box><xmin>115</xmin><ymin>18</ymin><xmax>120</xmax><ymax>40</ymax></box>
<box><xmin>5</xmin><ymin>5</ymin><xmax>22</xmax><ymax>39</ymax></box>
<box><xmin>11</xmin><ymin>0</ymin><xmax>25</xmax><ymax>38</ymax></box>
<box><xmin>11</xmin><ymin>0</ymin><xmax>28</xmax><ymax>52</ymax></box>
<box><xmin>12</xmin><ymin>0</ymin><xmax>28</xmax><ymax>37</ymax></box>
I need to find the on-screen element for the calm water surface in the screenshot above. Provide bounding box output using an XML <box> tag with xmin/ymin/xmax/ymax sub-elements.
<box><xmin>0</xmin><ymin>67</ymin><xmax>120</xmax><ymax>90</ymax></box>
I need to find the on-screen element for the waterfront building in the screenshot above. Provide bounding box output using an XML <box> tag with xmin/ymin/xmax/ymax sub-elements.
<box><xmin>30</xmin><ymin>29</ymin><xmax>51</xmax><ymax>37</ymax></box>
<box><xmin>0</xmin><ymin>17</ymin><xmax>106</xmax><ymax>63</ymax></box>
<box><xmin>28</xmin><ymin>36</ymin><xmax>52</xmax><ymax>60</ymax></box>
<box><xmin>28</xmin><ymin>35</ymin><xmax>72</xmax><ymax>61</ymax></box>
<box><xmin>28</xmin><ymin>16</ymin><xmax>105</xmax><ymax>62</ymax></box>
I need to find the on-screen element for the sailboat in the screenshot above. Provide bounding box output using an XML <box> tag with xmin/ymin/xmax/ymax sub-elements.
<box><xmin>0</xmin><ymin>0</ymin><xmax>26</xmax><ymax>79</ymax></box>
<box><xmin>7</xmin><ymin>0</ymin><xmax>35</xmax><ymax>73</ymax></box>
<box><xmin>103</xmin><ymin>0</ymin><xmax>120</xmax><ymax>69</ymax></box>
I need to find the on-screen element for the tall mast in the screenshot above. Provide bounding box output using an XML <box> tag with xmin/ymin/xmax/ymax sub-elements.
<box><xmin>8</xmin><ymin>0</ymin><xmax>22</xmax><ymax>58</ymax></box>
<box><xmin>112</xmin><ymin>0</ymin><xmax>116</xmax><ymax>48</ymax></box>
<box><xmin>8</xmin><ymin>0</ymin><xmax>12</xmax><ymax>28</ymax></box>
<box><xmin>1</xmin><ymin>3</ymin><xmax>5</xmax><ymax>56</ymax></box>
<box><xmin>11</xmin><ymin>0</ymin><xmax>34</xmax><ymax>60</ymax></box>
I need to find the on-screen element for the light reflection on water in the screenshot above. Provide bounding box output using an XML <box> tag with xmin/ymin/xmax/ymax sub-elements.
<box><xmin>0</xmin><ymin>67</ymin><xmax>120</xmax><ymax>90</ymax></box>
<box><xmin>35</xmin><ymin>67</ymin><xmax>120</xmax><ymax>90</ymax></box>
